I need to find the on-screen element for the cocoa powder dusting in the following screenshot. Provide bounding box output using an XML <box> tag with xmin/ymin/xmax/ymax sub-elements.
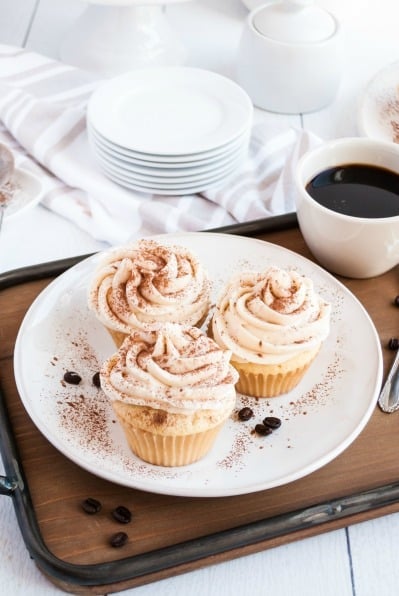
<box><xmin>391</xmin><ymin>119</ymin><xmax>399</xmax><ymax>143</ymax></box>
<box><xmin>217</xmin><ymin>342</ymin><xmax>344</xmax><ymax>472</ymax></box>
<box><xmin>51</xmin><ymin>329</ymin><xmax>115</xmax><ymax>454</ymax></box>
<box><xmin>379</xmin><ymin>93</ymin><xmax>399</xmax><ymax>143</ymax></box>
<box><xmin>287</xmin><ymin>350</ymin><xmax>344</xmax><ymax>417</ymax></box>
<box><xmin>217</xmin><ymin>429</ymin><xmax>250</xmax><ymax>470</ymax></box>
<box><xmin>153</xmin><ymin>410</ymin><xmax>167</xmax><ymax>425</ymax></box>
<box><xmin>58</xmin><ymin>392</ymin><xmax>113</xmax><ymax>453</ymax></box>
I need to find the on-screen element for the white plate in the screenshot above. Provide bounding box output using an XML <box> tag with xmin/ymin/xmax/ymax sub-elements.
<box><xmin>4</xmin><ymin>168</ymin><xmax>43</xmax><ymax>220</ymax></box>
<box><xmin>100</xmin><ymin>172</ymin><xmax>234</xmax><ymax>195</ymax></box>
<box><xmin>88</xmin><ymin>122</ymin><xmax>250</xmax><ymax>165</ymax></box>
<box><xmin>100</xmin><ymin>163</ymin><xmax>237</xmax><ymax>194</ymax></box>
<box><xmin>14</xmin><ymin>233</ymin><xmax>382</xmax><ymax>498</ymax></box>
<box><xmin>94</xmin><ymin>149</ymin><xmax>246</xmax><ymax>186</ymax></box>
<box><xmin>358</xmin><ymin>60</ymin><xmax>399</xmax><ymax>143</ymax></box>
<box><xmin>91</xmin><ymin>141</ymin><xmax>248</xmax><ymax>180</ymax></box>
<box><xmin>98</xmin><ymin>177</ymin><xmax>229</xmax><ymax>195</ymax></box>
<box><xmin>88</xmin><ymin>125</ymin><xmax>250</xmax><ymax>170</ymax></box>
<box><xmin>87</xmin><ymin>67</ymin><xmax>253</xmax><ymax>155</ymax></box>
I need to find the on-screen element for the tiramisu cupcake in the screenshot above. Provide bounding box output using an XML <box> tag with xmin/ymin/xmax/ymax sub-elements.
<box><xmin>100</xmin><ymin>323</ymin><xmax>239</xmax><ymax>467</ymax></box>
<box><xmin>210</xmin><ymin>266</ymin><xmax>331</xmax><ymax>398</ymax></box>
<box><xmin>88</xmin><ymin>239</ymin><xmax>211</xmax><ymax>347</ymax></box>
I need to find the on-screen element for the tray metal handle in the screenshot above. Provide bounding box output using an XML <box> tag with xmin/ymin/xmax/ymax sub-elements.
<box><xmin>0</xmin><ymin>379</ymin><xmax>24</xmax><ymax>498</ymax></box>
<box><xmin>0</xmin><ymin>475</ymin><xmax>17</xmax><ymax>496</ymax></box>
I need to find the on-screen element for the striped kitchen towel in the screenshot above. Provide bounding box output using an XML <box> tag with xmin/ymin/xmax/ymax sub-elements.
<box><xmin>0</xmin><ymin>44</ymin><xmax>321</xmax><ymax>246</ymax></box>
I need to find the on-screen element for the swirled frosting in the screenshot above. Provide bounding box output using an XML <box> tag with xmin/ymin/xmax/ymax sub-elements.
<box><xmin>100</xmin><ymin>324</ymin><xmax>239</xmax><ymax>414</ymax></box>
<box><xmin>88</xmin><ymin>239</ymin><xmax>211</xmax><ymax>333</ymax></box>
<box><xmin>211</xmin><ymin>267</ymin><xmax>331</xmax><ymax>365</ymax></box>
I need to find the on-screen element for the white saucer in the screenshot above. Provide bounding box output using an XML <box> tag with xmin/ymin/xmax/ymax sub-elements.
<box><xmin>102</xmin><ymin>166</ymin><xmax>235</xmax><ymax>195</ymax></box>
<box><xmin>94</xmin><ymin>149</ymin><xmax>246</xmax><ymax>185</ymax></box>
<box><xmin>90</xmin><ymin>138</ymin><xmax>248</xmax><ymax>177</ymax></box>
<box><xmin>88</xmin><ymin>122</ymin><xmax>250</xmax><ymax>165</ymax></box>
<box><xmin>357</xmin><ymin>60</ymin><xmax>399</xmax><ymax>144</ymax></box>
<box><xmin>100</xmin><ymin>160</ymin><xmax>238</xmax><ymax>194</ymax></box>
<box><xmin>87</xmin><ymin>67</ymin><xmax>253</xmax><ymax>155</ymax></box>
<box><xmin>4</xmin><ymin>168</ymin><xmax>44</xmax><ymax>220</ymax></box>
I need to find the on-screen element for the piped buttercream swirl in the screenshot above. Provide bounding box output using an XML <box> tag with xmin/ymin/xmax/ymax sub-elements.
<box><xmin>88</xmin><ymin>239</ymin><xmax>211</xmax><ymax>333</ymax></box>
<box><xmin>211</xmin><ymin>266</ymin><xmax>331</xmax><ymax>364</ymax></box>
<box><xmin>100</xmin><ymin>324</ymin><xmax>238</xmax><ymax>414</ymax></box>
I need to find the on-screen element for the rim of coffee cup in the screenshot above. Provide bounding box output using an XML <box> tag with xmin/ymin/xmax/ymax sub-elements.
<box><xmin>295</xmin><ymin>136</ymin><xmax>399</xmax><ymax>224</ymax></box>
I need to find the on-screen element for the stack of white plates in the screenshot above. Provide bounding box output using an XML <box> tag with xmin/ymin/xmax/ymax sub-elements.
<box><xmin>87</xmin><ymin>67</ymin><xmax>253</xmax><ymax>195</ymax></box>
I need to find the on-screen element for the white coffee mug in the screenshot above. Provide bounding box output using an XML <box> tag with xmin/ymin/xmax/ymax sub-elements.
<box><xmin>295</xmin><ymin>137</ymin><xmax>399</xmax><ymax>278</ymax></box>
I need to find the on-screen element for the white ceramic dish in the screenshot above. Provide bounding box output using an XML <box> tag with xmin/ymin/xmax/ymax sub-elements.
<box><xmin>87</xmin><ymin>67</ymin><xmax>253</xmax><ymax>155</ymax></box>
<box><xmin>90</xmin><ymin>138</ymin><xmax>248</xmax><ymax>178</ymax></box>
<box><xmin>4</xmin><ymin>168</ymin><xmax>43</xmax><ymax>220</ymax></box>
<box><xmin>94</xmin><ymin>149</ymin><xmax>246</xmax><ymax>186</ymax></box>
<box><xmin>357</xmin><ymin>60</ymin><xmax>399</xmax><ymax>144</ymax></box>
<box><xmin>88</xmin><ymin>122</ymin><xmax>250</xmax><ymax>165</ymax></box>
<box><xmin>88</xmin><ymin>126</ymin><xmax>250</xmax><ymax>170</ymax></box>
<box><xmin>100</xmin><ymin>163</ymin><xmax>237</xmax><ymax>194</ymax></box>
<box><xmin>14</xmin><ymin>232</ymin><xmax>382</xmax><ymax>498</ymax></box>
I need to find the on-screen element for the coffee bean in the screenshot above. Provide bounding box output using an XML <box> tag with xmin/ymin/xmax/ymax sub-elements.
<box><xmin>64</xmin><ymin>371</ymin><xmax>82</xmax><ymax>385</ymax></box>
<box><xmin>92</xmin><ymin>372</ymin><xmax>101</xmax><ymax>388</ymax></box>
<box><xmin>82</xmin><ymin>497</ymin><xmax>102</xmax><ymax>515</ymax></box>
<box><xmin>388</xmin><ymin>338</ymin><xmax>399</xmax><ymax>350</ymax></box>
<box><xmin>110</xmin><ymin>531</ymin><xmax>128</xmax><ymax>548</ymax></box>
<box><xmin>238</xmin><ymin>407</ymin><xmax>253</xmax><ymax>421</ymax></box>
<box><xmin>254</xmin><ymin>423</ymin><xmax>273</xmax><ymax>436</ymax></box>
<box><xmin>394</xmin><ymin>295</ymin><xmax>399</xmax><ymax>307</ymax></box>
<box><xmin>263</xmin><ymin>416</ymin><xmax>282</xmax><ymax>430</ymax></box>
<box><xmin>112</xmin><ymin>505</ymin><xmax>132</xmax><ymax>524</ymax></box>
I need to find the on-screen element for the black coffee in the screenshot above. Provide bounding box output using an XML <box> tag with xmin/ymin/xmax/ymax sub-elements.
<box><xmin>306</xmin><ymin>164</ymin><xmax>399</xmax><ymax>218</ymax></box>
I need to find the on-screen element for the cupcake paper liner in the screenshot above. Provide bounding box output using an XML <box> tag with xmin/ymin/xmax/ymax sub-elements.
<box><xmin>117</xmin><ymin>418</ymin><xmax>224</xmax><ymax>467</ymax></box>
<box><xmin>234</xmin><ymin>359</ymin><xmax>315</xmax><ymax>398</ymax></box>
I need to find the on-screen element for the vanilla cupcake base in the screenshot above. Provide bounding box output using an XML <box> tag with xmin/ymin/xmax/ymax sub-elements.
<box><xmin>233</xmin><ymin>345</ymin><xmax>321</xmax><ymax>398</ymax></box>
<box><xmin>112</xmin><ymin>401</ymin><xmax>232</xmax><ymax>467</ymax></box>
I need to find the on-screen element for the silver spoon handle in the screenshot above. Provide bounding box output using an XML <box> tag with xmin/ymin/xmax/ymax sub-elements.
<box><xmin>378</xmin><ymin>348</ymin><xmax>399</xmax><ymax>413</ymax></box>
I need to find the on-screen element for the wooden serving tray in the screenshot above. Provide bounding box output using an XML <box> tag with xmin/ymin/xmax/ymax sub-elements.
<box><xmin>1</xmin><ymin>213</ymin><xmax>399</xmax><ymax>595</ymax></box>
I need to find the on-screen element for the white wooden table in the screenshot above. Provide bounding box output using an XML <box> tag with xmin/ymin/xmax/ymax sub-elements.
<box><xmin>1</xmin><ymin>1</ymin><xmax>399</xmax><ymax>595</ymax></box>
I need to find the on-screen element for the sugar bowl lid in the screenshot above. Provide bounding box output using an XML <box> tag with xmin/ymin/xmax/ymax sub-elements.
<box><xmin>252</xmin><ymin>0</ymin><xmax>337</xmax><ymax>44</ymax></box>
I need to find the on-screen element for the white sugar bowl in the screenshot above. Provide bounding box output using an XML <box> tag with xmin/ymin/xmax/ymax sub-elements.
<box><xmin>236</xmin><ymin>0</ymin><xmax>342</xmax><ymax>114</ymax></box>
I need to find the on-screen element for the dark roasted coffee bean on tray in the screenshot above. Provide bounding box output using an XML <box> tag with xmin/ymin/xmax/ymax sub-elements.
<box><xmin>82</xmin><ymin>497</ymin><xmax>102</xmax><ymax>515</ymax></box>
<box><xmin>112</xmin><ymin>505</ymin><xmax>132</xmax><ymax>524</ymax></box>
<box><xmin>110</xmin><ymin>531</ymin><xmax>128</xmax><ymax>548</ymax></box>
